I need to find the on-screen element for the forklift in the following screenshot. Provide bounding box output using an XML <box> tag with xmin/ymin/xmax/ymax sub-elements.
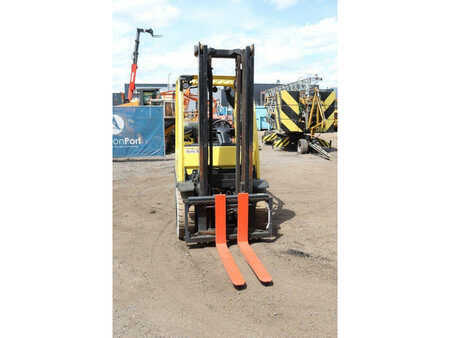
<box><xmin>174</xmin><ymin>43</ymin><xmax>274</xmax><ymax>287</ymax></box>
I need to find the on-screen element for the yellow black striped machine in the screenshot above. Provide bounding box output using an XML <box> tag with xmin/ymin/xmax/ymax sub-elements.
<box><xmin>262</xmin><ymin>76</ymin><xmax>337</xmax><ymax>159</ymax></box>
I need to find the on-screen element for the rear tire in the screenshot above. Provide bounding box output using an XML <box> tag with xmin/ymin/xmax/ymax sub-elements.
<box><xmin>297</xmin><ymin>138</ymin><xmax>309</xmax><ymax>154</ymax></box>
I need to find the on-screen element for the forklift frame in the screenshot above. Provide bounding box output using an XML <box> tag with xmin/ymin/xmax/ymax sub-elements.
<box><xmin>175</xmin><ymin>44</ymin><xmax>274</xmax><ymax>243</ymax></box>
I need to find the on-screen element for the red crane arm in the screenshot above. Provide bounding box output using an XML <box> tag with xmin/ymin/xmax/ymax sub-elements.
<box><xmin>127</xmin><ymin>63</ymin><xmax>138</xmax><ymax>102</ymax></box>
<box><xmin>125</xmin><ymin>28</ymin><xmax>162</xmax><ymax>102</ymax></box>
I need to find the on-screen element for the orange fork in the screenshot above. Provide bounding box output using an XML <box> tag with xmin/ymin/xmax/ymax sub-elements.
<box><xmin>237</xmin><ymin>193</ymin><xmax>273</xmax><ymax>284</ymax></box>
<box><xmin>215</xmin><ymin>194</ymin><xmax>246</xmax><ymax>287</ymax></box>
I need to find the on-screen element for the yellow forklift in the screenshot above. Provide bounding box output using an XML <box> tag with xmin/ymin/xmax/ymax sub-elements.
<box><xmin>174</xmin><ymin>43</ymin><xmax>273</xmax><ymax>287</ymax></box>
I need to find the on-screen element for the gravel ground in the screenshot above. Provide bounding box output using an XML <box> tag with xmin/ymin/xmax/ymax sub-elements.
<box><xmin>113</xmin><ymin>132</ymin><xmax>337</xmax><ymax>337</ymax></box>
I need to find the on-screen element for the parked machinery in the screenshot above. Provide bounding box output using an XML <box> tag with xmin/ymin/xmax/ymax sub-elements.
<box><xmin>174</xmin><ymin>43</ymin><xmax>273</xmax><ymax>287</ymax></box>
<box><xmin>262</xmin><ymin>76</ymin><xmax>337</xmax><ymax>159</ymax></box>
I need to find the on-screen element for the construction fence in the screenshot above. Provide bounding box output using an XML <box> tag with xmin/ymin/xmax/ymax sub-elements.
<box><xmin>112</xmin><ymin>106</ymin><xmax>165</xmax><ymax>158</ymax></box>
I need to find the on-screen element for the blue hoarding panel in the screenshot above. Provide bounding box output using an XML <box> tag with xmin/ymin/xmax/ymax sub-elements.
<box><xmin>113</xmin><ymin>106</ymin><xmax>165</xmax><ymax>158</ymax></box>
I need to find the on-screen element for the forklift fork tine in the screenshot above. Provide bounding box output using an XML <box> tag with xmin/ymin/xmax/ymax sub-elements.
<box><xmin>215</xmin><ymin>194</ymin><xmax>246</xmax><ymax>287</ymax></box>
<box><xmin>238</xmin><ymin>193</ymin><xmax>273</xmax><ymax>284</ymax></box>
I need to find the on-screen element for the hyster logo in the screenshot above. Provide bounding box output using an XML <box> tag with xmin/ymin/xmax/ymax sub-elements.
<box><xmin>112</xmin><ymin>114</ymin><xmax>124</xmax><ymax>135</ymax></box>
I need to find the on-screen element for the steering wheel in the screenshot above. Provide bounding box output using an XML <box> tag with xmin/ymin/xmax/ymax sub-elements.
<box><xmin>212</xmin><ymin>119</ymin><xmax>233</xmax><ymax>129</ymax></box>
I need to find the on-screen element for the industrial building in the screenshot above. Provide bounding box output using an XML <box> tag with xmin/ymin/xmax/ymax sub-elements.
<box><xmin>113</xmin><ymin>82</ymin><xmax>279</xmax><ymax>106</ymax></box>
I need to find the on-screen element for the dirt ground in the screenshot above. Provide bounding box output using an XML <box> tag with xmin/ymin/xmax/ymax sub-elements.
<box><xmin>113</xmin><ymin>132</ymin><xmax>337</xmax><ymax>337</ymax></box>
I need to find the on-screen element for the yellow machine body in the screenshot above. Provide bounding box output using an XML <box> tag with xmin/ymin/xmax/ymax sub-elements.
<box><xmin>175</xmin><ymin>75</ymin><xmax>261</xmax><ymax>183</ymax></box>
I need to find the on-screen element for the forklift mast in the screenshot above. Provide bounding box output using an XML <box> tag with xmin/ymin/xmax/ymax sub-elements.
<box><xmin>195</xmin><ymin>43</ymin><xmax>255</xmax><ymax>198</ymax></box>
<box><xmin>185</xmin><ymin>44</ymin><xmax>273</xmax><ymax>286</ymax></box>
<box><xmin>127</xmin><ymin>28</ymin><xmax>162</xmax><ymax>102</ymax></box>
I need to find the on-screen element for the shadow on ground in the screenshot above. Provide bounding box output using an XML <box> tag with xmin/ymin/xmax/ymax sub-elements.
<box><xmin>268</xmin><ymin>191</ymin><xmax>296</xmax><ymax>229</ymax></box>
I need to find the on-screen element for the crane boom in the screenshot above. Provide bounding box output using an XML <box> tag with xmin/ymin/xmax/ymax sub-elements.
<box><xmin>126</xmin><ymin>28</ymin><xmax>162</xmax><ymax>102</ymax></box>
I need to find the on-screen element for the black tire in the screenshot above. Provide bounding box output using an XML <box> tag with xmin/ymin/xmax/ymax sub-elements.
<box><xmin>175</xmin><ymin>189</ymin><xmax>185</xmax><ymax>240</ymax></box>
<box><xmin>298</xmin><ymin>138</ymin><xmax>309</xmax><ymax>154</ymax></box>
<box><xmin>175</xmin><ymin>188</ymin><xmax>196</xmax><ymax>241</ymax></box>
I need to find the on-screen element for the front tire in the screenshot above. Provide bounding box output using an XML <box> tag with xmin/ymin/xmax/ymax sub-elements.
<box><xmin>175</xmin><ymin>189</ymin><xmax>185</xmax><ymax>240</ymax></box>
<box><xmin>297</xmin><ymin>138</ymin><xmax>309</xmax><ymax>154</ymax></box>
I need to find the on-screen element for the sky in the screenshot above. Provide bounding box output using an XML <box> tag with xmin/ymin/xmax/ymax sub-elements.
<box><xmin>112</xmin><ymin>0</ymin><xmax>337</xmax><ymax>93</ymax></box>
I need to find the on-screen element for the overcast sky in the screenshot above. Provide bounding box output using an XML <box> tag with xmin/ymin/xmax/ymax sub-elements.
<box><xmin>112</xmin><ymin>0</ymin><xmax>337</xmax><ymax>93</ymax></box>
